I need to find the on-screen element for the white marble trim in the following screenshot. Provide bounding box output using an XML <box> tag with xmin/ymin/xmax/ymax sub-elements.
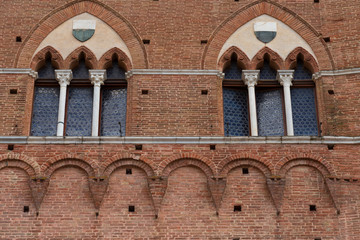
<box><xmin>1</xmin><ymin>136</ymin><xmax>359</xmax><ymax>145</ymax></box>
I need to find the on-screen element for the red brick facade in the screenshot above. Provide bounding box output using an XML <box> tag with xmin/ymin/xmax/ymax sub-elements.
<box><xmin>0</xmin><ymin>0</ymin><xmax>359</xmax><ymax>239</ymax></box>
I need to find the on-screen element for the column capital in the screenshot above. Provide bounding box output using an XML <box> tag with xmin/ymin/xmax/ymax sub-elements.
<box><xmin>89</xmin><ymin>70</ymin><xmax>107</xmax><ymax>87</ymax></box>
<box><xmin>55</xmin><ymin>70</ymin><xmax>72</xmax><ymax>86</ymax></box>
<box><xmin>242</xmin><ymin>70</ymin><xmax>260</xmax><ymax>87</ymax></box>
<box><xmin>277</xmin><ymin>70</ymin><xmax>294</xmax><ymax>87</ymax></box>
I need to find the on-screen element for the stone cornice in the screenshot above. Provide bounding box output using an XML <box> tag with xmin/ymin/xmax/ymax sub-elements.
<box><xmin>0</xmin><ymin>136</ymin><xmax>359</xmax><ymax>145</ymax></box>
<box><xmin>125</xmin><ymin>69</ymin><xmax>224</xmax><ymax>78</ymax></box>
<box><xmin>313</xmin><ymin>68</ymin><xmax>360</xmax><ymax>79</ymax></box>
<box><xmin>0</xmin><ymin>68</ymin><xmax>38</xmax><ymax>78</ymax></box>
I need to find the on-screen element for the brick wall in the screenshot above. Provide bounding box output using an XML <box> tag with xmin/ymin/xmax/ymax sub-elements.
<box><xmin>0</xmin><ymin>0</ymin><xmax>359</xmax><ymax>239</ymax></box>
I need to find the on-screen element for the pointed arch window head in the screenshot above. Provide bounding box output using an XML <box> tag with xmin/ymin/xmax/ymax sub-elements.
<box><xmin>72</xmin><ymin>53</ymin><xmax>90</xmax><ymax>80</ymax></box>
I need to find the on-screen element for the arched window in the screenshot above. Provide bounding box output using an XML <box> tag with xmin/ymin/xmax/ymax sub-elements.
<box><xmin>222</xmin><ymin>54</ymin><xmax>249</xmax><ymax>136</ymax></box>
<box><xmin>31</xmin><ymin>54</ymin><xmax>59</xmax><ymax>136</ymax></box>
<box><xmin>100</xmin><ymin>57</ymin><xmax>127</xmax><ymax>136</ymax></box>
<box><xmin>65</xmin><ymin>53</ymin><xmax>93</xmax><ymax>136</ymax></box>
<box><xmin>291</xmin><ymin>57</ymin><xmax>318</xmax><ymax>136</ymax></box>
<box><xmin>256</xmin><ymin>57</ymin><xmax>285</xmax><ymax>136</ymax></box>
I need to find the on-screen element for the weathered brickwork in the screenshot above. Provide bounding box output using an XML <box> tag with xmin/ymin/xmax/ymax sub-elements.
<box><xmin>0</xmin><ymin>0</ymin><xmax>359</xmax><ymax>239</ymax></box>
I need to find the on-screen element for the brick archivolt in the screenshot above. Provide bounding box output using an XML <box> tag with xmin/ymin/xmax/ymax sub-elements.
<box><xmin>203</xmin><ymin>1</ymin><xmax>333</xmax><ymax>70</ymax></box>
<box><xmin>16</xmin><ymin>0</ymin><xmax>147</xmax><ymax>69</ymax></box>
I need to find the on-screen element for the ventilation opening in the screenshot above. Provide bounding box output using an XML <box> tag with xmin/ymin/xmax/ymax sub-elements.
<box><xmin>314</xmin><ymin>0</ymin><xmax>319</xmax><ymax>3</ymax></box>
<box><xmin>201</xmin><ymin>90</ymin><xmax>208</xmax><ymax>95</ymax></box>
<box><xmin>242</xmin><ymin>168</ymin><xmax>249</xmax><ymax>174</ymax></box>
<box><xmin>95</xmin><ymin>212</ymin><xmax>99</xmax><ymax>217</ymax></box>
<box><xmin>327</xmin><ymin>144</ymin><xmax>334</xmax><ymax>150</ymax></box>
<box><xmin>10</xmin><ymin>89</ymin><xmax>18</xmax><ymax>94</ymax></box>
<box><xmin>233</xmin><ymin>238</ymin><xmax>240</xmax><ymax>240</ymax></box>
<box><xmin>234</xmin><ymin>205</ymin><xmax>242</xmax><ymax>212</ymax></box>
<box><xmin>142</xmin><ymin>39</ymin><xmax>150</xmax><ymax>44</ymax></box>
<box><xmin>23</xmin><ymin>206</ymin><xmax>29</xmax><ymax>213</ymax></box>
<box><xmin>200</xmin><ymin>40</ymin><xmax>208</xmax><ymax>44</ymax></box>
<box><xmin>126</xmin><ymin>168</ymin><xmax>132</xmax><ymax>175</ymax></box>
<box><xmin>8</xmin><ymin>145</ymin><xmax>14</xmax><ymax>151</ymax></box>
<box><xmin>310</xmin><ymin>205</ymin><xmax>317</xmax><ymax>211</ymax></box>
<box><xmin>16</xmin><ymin>36</ymin><xmax>22</xmax><ymax>42</ymax></box>
<box><xmin>323</xmin><ymin>37</ymin><xmax>331</xmax><ymax>42</ymax></box>
<box><xmin>234</xmin><ymin>0</ymin><xmax>239</xmax><ymax>1</ymax></box>
<box><xmin>135</xmin><ymin>145</ymin><xmax>142</xmax><ymax>150</ymax></box>
<box><xmin>128</xmin><ymin>205</ymin><xmax>135</xmax><ymax>212</ymax></box>
<box><xmin>328</xmin><ymin>90</ymin><xmax>334</xmax><ymax>95</ymax></box>
<box><xmin>314</xmin><ymin>238</ymin><xmax>321</xmax><ymax>240</ymax></box>
<box><xmin>142</xmin><ymin>89</ymin><xmax>149</xmax><ymax>95</ymax></box>
<box><xmin>210</xmin><ymin>145</ymin><xmax>216</xmax><ymax>150</ymax></box>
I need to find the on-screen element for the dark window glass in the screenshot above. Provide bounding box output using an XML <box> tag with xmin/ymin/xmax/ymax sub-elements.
<box><xmin>106</xmin><ymin>58</ymin><xmax>126</xmax><ymax>79</ymax></box>
<box><xmin>224</xmin><ymin>57</ymin><xmax>242</xmax><ymax>80</ymax></box>
<box><xmin>65</xmin><ymin>87</ymin><xmax>93</xmax><ymax>136</ymax></box>
<box><xmin>291</xmin><ymin>88</ymin><xmax>318</xmax><ymax>136</ymax></box>
<box><xmin>256</xmin><ymin>89</ymin><xmax>284</xmax><ymax>136</ymax></box>
<box><xmin>259</xmin><ymin>59</ymin><xmax>277</xmax><ymax>80</ymax></box>
<box><xmin>31</xmin><ymin>86</ymin><xmax>59</xmax><ymax>136</ymax></box>
<box><xmin>38</xmin><ymin>60</ymin><xmax>56</xmax><ymax>79</ymax></box>
<box><xmin>72</xmin><ymin>58</ymin><xmax>89</xmax><ymax>79</ymax></box>
<box><xmin>101</xmin><ymin>88</ymin><xmax>127</xmax><ymax>136</ymax></box>
<box><xmin>293</xmin><ymin>59</ymin><xmax>313</xmax><ymax>80</ymax></box>
<box><xmin>223</xmin><ymin>87</ymin><xmax>249</xmax><ymax>136</ymax></box>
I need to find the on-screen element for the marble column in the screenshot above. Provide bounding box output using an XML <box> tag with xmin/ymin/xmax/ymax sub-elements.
<box><xmin>55</xmin><ymin>70</ymin><xmax>72</xmax><ymax>137</ymax></box>
<box><xmin>242</xmin><ymin>70</ymin><xmax>260</xmax><ymax>136</ymax></box>
<box><xmin>277</xmin><ymin>70</ymin><xmax>295</xmax><ymax>136</ymax></box>
<box><xmin>89</xmin><ymin>70</ymin><xmax>106</xmax><ymax>137</ymax></box>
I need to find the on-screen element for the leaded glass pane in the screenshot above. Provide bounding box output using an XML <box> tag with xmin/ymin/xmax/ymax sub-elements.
<box><xmin>291</xmin><ymin>88</ymin><xmax>318</xmax><ymax>136</ymax></box>
<box><xmin>65</xmin><ymin>87</ymin><xmax>93</xmax><ymax>136</ymax></box>
<box><xmin>256</xmin><ymin>89</ymin><xmax>284</xmax><ymax>136</ymax></box>
<box><xmin>224</xmin><ymin>60</ymin><xmax>242</xmax><ymax>80</ymax></box>
<box><xmin>101</xmin><ymin>88</ymin><xmax>127</xmax><ymax>136</ymax></box>
<box><xmin>223</xmin><ymin>87</ymin><xmax>249</xmax><ymax>136</ymax></box>
<box><xmin>293</xmin><ymin>59</ymin><xmax>312</xmax><ymax>80</ymax></box>
<box><xmin>259</xmin><ymin>59</ymin><xmax>277</xmax><ymax>80</ymax></box>
<box><xmin>31</xmin><ymin>86</ymin><xmax>59</xmax><ymax>136</ymax></box>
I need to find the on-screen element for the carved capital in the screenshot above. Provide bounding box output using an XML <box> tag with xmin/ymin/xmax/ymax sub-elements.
<box><xmin>55</xmin><ymin>70</ymin><xmax>73</xmax><ymax>87</ymax></box>
<box><xmin>277</xmin><ymin>70</ymin><xmax>294</xmax><ymax>87</ymax></box>
<box><xmin>89</xmin><ymin>70</ymin><xmax>106</xmax><ymax>87</ymax></box>
<box><xmin>242</xmin><ymin>70</ymin><xmax>260</xmax><ymax>87</ymax></box>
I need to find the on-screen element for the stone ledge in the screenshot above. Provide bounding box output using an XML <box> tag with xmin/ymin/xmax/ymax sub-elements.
<box><xmin>0</xmin><ymin>136</ymin><xmax>359</xmax><ymax>145</ymax></box>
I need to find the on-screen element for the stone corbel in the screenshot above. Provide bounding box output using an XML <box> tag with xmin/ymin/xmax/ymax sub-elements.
<box><xmin>88</xmin><ymin>176</ymin><xmax>109</xmax><ymax>213</ymax></box>
<box><xmin>28</xmin><ymin>177</ymin><xmax>49</xmax><ymax>214</ymax></box>
<box><xmin>325</xmin><ymin>177</ymin><xmax>341</xmax><ymax>214</ymax></box>
<box><xmin>266</xmin><ymin>177</ymin><xmax>286</xmax><ymax>215</ymax></box>
<box><xmin>208</xmin><ymin>177</ymin><xmax>227</xmax><ymax>215</ymax></box>
<box><xmin>148</xmin><ymin>176</ymin><xmax>168</xmax><ymax>218</ymax></box>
